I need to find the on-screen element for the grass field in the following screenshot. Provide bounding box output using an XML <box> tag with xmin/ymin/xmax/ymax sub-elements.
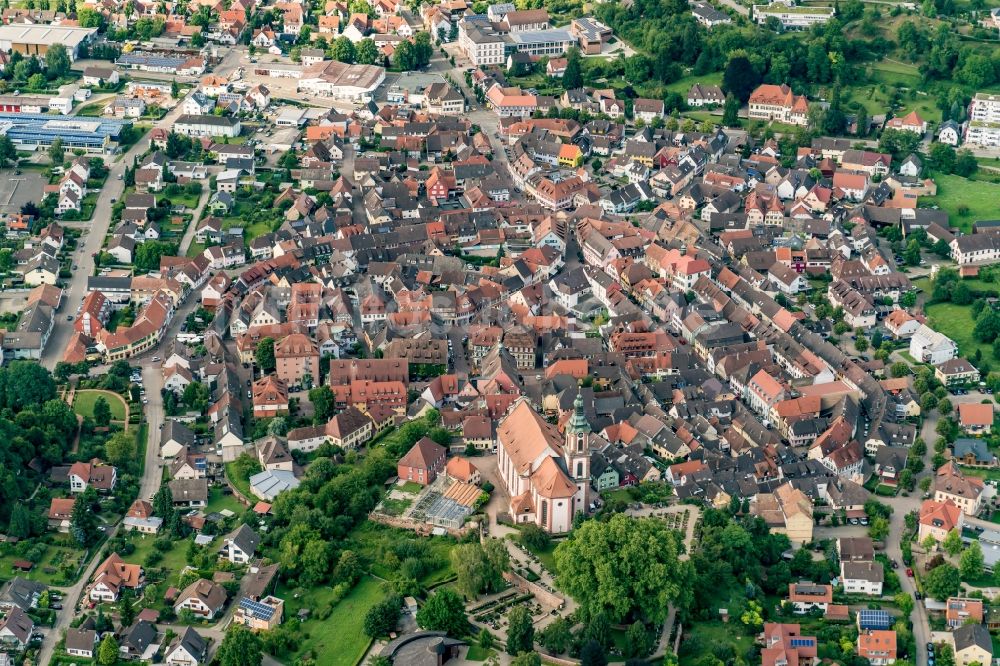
<box><xmin>74</xmin><ymin>390</ymin><xmax>128</xmax><ymax>421</ymax></box>
<box><xmin>206</xmin><ymin>486</ymin><xmax>246</xmax><ymax>515</ymax></box>
<box><xmin>924</xmin><ymin>301</ymin><xmax>990</xmax><ymax>361</ymax></box>
<box><xmin>919</xmin><ymin>174</ymin><xmax>1000</xmax><ymax>233</ymax></box>
<box><xmin>286</xmin><ymin>576</ymin><xmax>384</xmax><ymax>666</ymax></box>
<box><xmin>121</xmin><ymin>533</ymin><xmax>191</xmax><ymax>584</ymax></box>
<box><xmin>664</xmin><ymin>71</ymin><xmax>723</xmax><ymax>96</ymax></box>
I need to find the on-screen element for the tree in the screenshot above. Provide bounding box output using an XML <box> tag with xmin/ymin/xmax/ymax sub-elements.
<box><xmin>48</xmin><ymin>138</ymin><xmax>64</xmax><ymax>166</ymax></box>
<box><xmin>478</xmin><ymin>628</ymin><xmax>495</xmax><ymax>651</ymax></box>
<box><xmin>538</xmin><ymin>617</ymin><xmax>572</xmax><ymax>655</ymax></box>
<box><xmin>0</xmin><ymin>136</ymin><xmax>16</xmax><ymax>167</ymax></box>
<box><xmin>506</xmin><ymin>605</ymin><xmax>534</xmax><ymax>655</ymax></box>
<box><xmin>894</xmin><ymin>591</ymin><xmax>914</xmax><ymax>616</ymax></box>
<box><xmin>452</xmin><ymin>541</ymin><xmax>508</xmax><ymax>599</ymax></box>
<box><xmin>928</xmin><ymin>142</ymin><xmax>956</xmax><ymax>173</ymax></box>
<box><xmin>106</xmin><ymin>430</ymin><xmax>137</xmax><ymax>469</ymax></box>
<box><xmin>332</xmin><ymin>36</ymin><xmax>355</xmax><ymax>63</ymax></box>
<box><xmin>96</xmin><ymin>634</ymin><xmax>119</xmax><ymax>666</ymax></box>
<box><xmin>924</xmin><ymin>563</ymin><xmax>961</xmax><ymax>600</ymax></box>
<box><xmin>868</xmin><ymin>516</ymin><xmax>889</xmax><ymax>541</ymax></box>
<box><xmin>92</xmin><ymin>395</ymin><xmax>112</xmax><ymax>427</ymax></box>
<box><xmin>519</xmin><ymin>524</ymin><xmax>551</xmax><ymax>552</ymax></box>
<box><xmin>563</xmin><ymin>48</ymin><xmax>583</xmax><ymax>89</ymax></box>
<box><xmin>77</xmin><ymin>7</ymin><xmax>102</xmax><ymax>26</ymax></box>
<box><xmin>722</xmin><ymin>55</ymin><xmax>760</xmax><ymax>102</ymax></box>
<box><xmin>152</xmin><ymin>485</ymin><xmax>172</xmax><ymax>518</ymax></box>
<box><xmin>355</xmin><ymin>38</ymin><xmax>379</xmax><ymax>64</ymax></box>
<box><xmin>364</xmin><ymin>594</ymin><xmax>402</xmax><ymax>637</ymax></box>
<box><xmin>217</xmin><ymin>625</ymin><xmax>263</xmax><ymax>666</ymax></box>
<box><xmin>890</xmin><ymin>362</ymin><xmax>910</xmax><ymax>378</ymax></box>
<box><xmin>416</xmin><ymin>588</ymin><xmax>467</xmax><ymax>636</ymax></box>
<box><xmin>70</xmin><ymin>491</ymin><xmax>98</xmax><ymax>546</ymax></box>
<box><xmin>625</xmin><ymin>621</ymin><xmax>652</xmax><ymax>658</ymax></box>
<box><xmin>955</xmin><ymin>149</ymin><xmax>978</xmax><ymax>177</ymax></box>
<box><xmin>511</xmin><ymin>654</ymin><xmax>542</xmax><ymax>666</ymax></box>
<box><xmin>134</xmin><ymin>240</ymin><xmax>179</xmax><ymax>272</ymax></box>
<box><xmin>580</xmin><ymin>640</ymin><xmax>608</xmax><ymax>666</ymax></box>
<box><xmin>904</xmin><ymin>238</ymin><xmax>922</xmax><ymax>266</ymax></box>
<box><xmin>854</xmin><ymin>335</ymin><xmax>869</xmax><ymax>353</ymax></box>
<box><xmin>960</xmin><ymin>540</ymin><xmax>985</xmax><ymax>580</ymax></box>
<box><xmin>554</xmin><ymin>514</ymin><xmax>691</xmax><ymax>624</ymax></box>
<box><xmin>8</xmin><ymin>503</ymin><xmax>31</xmax><ymax>538</ymax></box>
<box><xmin>44</xmin><ymin>43</ymin><xmax>70</xmax><ymax>77</ymax></box>
<box><xmin>722</xmin><ymin>94</ymin><xmax>740</xmax><ymax>126</ymax></box>
<box><xmin>938</xmin><ymin>397</ymin><xmax>953</xmax><ymax>415</ymax></box>
<box><xmin>308</xmin><ymin>385</ymin><xmax>336</xmax><ymax>423</ymax></box>
<box><xmin>942</xmin><ymin>528</ymin><xmax>963</xmax><ymax>556</ymax></box>
<box><xmin>333</xmin><ymin>549</ymin><xmax>362</xmax><ymax>585</ymax></box>
<box><xmin>256</xmin><ymin>338</ymin><xmax>276</xmax><ymax>371</ymax></box>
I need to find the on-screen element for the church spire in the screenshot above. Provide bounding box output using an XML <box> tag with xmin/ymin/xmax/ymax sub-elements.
<box><xmin>567</xmin><ymin>388</ymin><xmax>590</xmax><ymax>435</ymax></box>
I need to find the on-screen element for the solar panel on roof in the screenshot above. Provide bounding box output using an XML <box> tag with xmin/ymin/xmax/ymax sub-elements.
<box><xmin>239</xmin><ymin>597</ymin><xmax>275</xmax><ymax>620</ymax></box>
<box><xmin>858</xmin><ymin>609</ymin><xmax>892</xmax><ymax>629</ymax></box>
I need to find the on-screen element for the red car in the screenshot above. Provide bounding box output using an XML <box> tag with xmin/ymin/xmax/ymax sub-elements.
<box><xmin>906</xmin><ymin>568</ymin><xmax>914</xmax><ymax>577</ymax></box>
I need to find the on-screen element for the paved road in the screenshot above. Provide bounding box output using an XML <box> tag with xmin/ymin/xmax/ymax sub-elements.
<box><xmin>40</xmin><ymin>89</ymin><xmax>199</xmax><ymax>371</ymax></box>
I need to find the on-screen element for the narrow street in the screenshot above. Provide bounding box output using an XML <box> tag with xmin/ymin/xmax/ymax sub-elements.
<box><xmin>40</xmin><ymin>87</ymin><xmax>201</xmax><ymax>372</ymax></box>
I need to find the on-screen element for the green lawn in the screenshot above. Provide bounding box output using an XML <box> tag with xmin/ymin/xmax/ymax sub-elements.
<box><xmin>225</xmin><ymin>461</ymin><xmax>255</xmax><ymax>501</ymax></box>
<box><xmin>664</xmin><ymin>71</ymin><xmax>723</xmax><ymax>95</ymax></box>
<box><xmin>74</xmin><ymin>390</ymin><xmax>127</xmax><ymax>421</ymax></box>
<box><xmin>285</xmin><ymin>576</ymin><xmax>384</xmax><ymax>666</ymax></box>
<box><xmin>924</xmin><ymin>301</ymin><xmax>991</xmax><ymax>362</ymax></box>
<box><xmin>206</xmin><ymin>486</ymin><xmax>246</xmax><ymax>515</ymax></box>
<box><xmin>465</xmin><ymin>645</ymin><xmax>496</xmax><ymax>661</ymax></box>
<box><xmin>186</xmin><ymin>242</ymin><xmax>206</xmax><ymax>258</ymax></box>
<box><xmin>679</xmin><ymin>621</ymin><xmax>755</xmax><ymax>663</ymax></box>
<box><xmin>399</xmin><ymin>481</ymin><xmax>423</xmax><ymax>494</ymax></box>
<box><xmin>919</xmin><ymin>174</ymin><xmax>1000</xmax><ymax>233</ymax></box>
<box><xmin>121</xmin><ymin>533</ymin><xmax>191</xmax><ymax>585</ymax></box>
<box><xmin>522</xmin><ymin>538</ymin><xmax>558</xmax><ymax>574</ymax></box>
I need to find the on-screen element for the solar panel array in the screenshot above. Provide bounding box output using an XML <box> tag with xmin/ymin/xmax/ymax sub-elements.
<box><xmin>857</xmin><ymin>609</ymin><xmax>892</xmax><ymax>629</ymax></box>
<box><xmin>239</xmin><ymin>597</ymin><xmax>275</xmax><ymax>621</ymax></box>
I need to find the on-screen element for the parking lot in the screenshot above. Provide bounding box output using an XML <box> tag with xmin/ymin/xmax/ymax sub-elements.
<box><xmin>0</xmin><ymin>169</ymin><xmax>47</xmax><ymax>214</ymax></box>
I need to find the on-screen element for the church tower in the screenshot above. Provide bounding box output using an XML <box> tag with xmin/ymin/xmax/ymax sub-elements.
<box><xmin>564</xmin><ymin>389</ymin><xmax>591</xmax><ymax>512</ymax></box>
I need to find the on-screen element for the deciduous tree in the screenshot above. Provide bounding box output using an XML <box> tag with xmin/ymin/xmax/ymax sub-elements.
<box><xmin>554</xmin><ymin>514</ymin><xmax>691</xmax><ymax>624</ymax></box>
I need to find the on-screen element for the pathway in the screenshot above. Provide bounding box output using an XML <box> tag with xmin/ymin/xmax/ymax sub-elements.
<box><xmin>178</xmin><ymin>186</ymin><xmax>212</xmax><ymax>256</ymax></box>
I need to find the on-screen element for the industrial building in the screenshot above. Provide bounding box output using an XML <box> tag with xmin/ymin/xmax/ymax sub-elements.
<box><xmin>0</xmin><ymin>113</ymin><xmax>131</xmax><ymax>153</ymax></box>
<box><xmin>0</xmin><ymin>24</ymin><xmax>97</xmax><ymax>60</ymax></box>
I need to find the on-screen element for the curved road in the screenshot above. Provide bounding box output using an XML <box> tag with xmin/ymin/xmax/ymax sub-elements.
<box><xmin>35</xmin><ymin>55</ymin><xmax>240</xmax><ymax>659</ymax></box>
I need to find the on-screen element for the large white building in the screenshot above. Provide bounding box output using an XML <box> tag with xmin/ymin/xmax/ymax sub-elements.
<box><xmin>966</xmin><ymin>92</ymin><xmax>1000</xmax><ymax>147</ymax></box>
<box><xmin>0</xmin><ymin>24</ymin><xmax>97</xmax><ymax>60</ymax></box>
<box><xmin>458</xmin><ymin>18</ymin><xmax>506</xmax><ymax>66</ymax></box>
<box><xmin>496</xmin><ymin>395</ymin><xmax>590</xmax><ymax>533</ymax></box>
<box><xmin>951</xmin><ymin>233</ymin><xmax>1000</xmax><ymax>266</ymax></box>
<box><xmin>296</xmin><ymin>61</ymin><xmax>386</xmax><ymax>102</ymax></box>
<box><xmin>909</xmin><ymin>324</ymin><xmax>958</xmax><ymax>365</ymax></box>
<box><xmin>753</xmin><ymin>1</ymin><xmax>835</xmax><ymax>28</ymax></box>
<box><xmin>173</xmin><ymin>114</ymin><xmax>241</xmax><ymax>138</ymax></box>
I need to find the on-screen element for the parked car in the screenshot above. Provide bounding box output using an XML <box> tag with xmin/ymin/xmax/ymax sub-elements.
<box><xmin>906</xmin><ymin>568</ymin><xmax>914</xmax><ymax>577</ymax></box>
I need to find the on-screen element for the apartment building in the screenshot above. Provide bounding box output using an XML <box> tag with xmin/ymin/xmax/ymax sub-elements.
<box><xmin>966</xmin><ymin>92</ymin><xmax>1000</xmax><ymax>147</ymax></box>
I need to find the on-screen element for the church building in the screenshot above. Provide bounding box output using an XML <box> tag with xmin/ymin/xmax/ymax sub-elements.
<box><xmin>496</xmin><ymin>393</ymin><xmax>591</xmax><ymax>532</ymax></box>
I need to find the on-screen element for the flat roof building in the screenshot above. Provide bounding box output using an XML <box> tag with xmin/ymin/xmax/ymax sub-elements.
<box><xmin>0</xmin><ymin>25</ymin><xmax>97</xmax><ymax>60</ymax></box>
<box><xmin>0</xmin><ymin>113</ymin><xmax>129</xmax><ymax>153</ymax></box>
